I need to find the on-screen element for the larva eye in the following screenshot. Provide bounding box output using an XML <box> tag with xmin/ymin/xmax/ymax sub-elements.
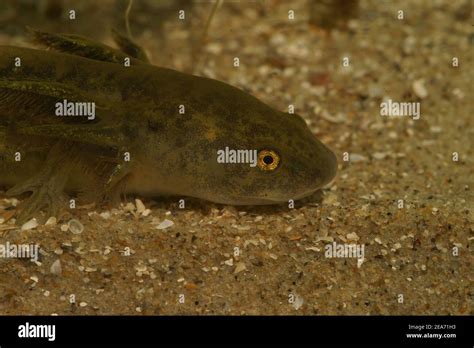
<box><xmin>257</xmin><ymin>149</ymin><xmax>280</xmax><ymax>171</ymax></box>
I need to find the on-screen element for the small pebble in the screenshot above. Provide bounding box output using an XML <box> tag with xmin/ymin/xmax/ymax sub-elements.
<box><xmin>68</xmin><ymin>219</ymin><xmax>84</xmax><ymax>234</ymax></box>
<box><xmin>21</xmin><ymin>218</ymin><xmax>38</xmax><ymax>231</ymax></box>
<box><xmin>372</xmin><ymin>152</ymin><xmax>387</xmax><ymax>160</ymax></box>
<box><xmin>349</xmin><ymin>153</ymin><xmax>367</xmax><ymax>162</ymax></box>
<box><xmin>452</xmin><ymin>88</ymin><xmax>464</xmax><ymax>99</ymax></box>
<box><xmin>45</xmin><ymin>217</ymin><xmax>57</xmax><ymax>226</ymax></box>
<box><xmin>320</xmin><ymin>110</ymin><xmax>346</xmax><ymax>123</ymax></box>
<box><xmin>54</xmin><ymin>248</ymin><xmax>63</xmax><ymax>255</ymax></box>
<box><xmin>135</xmin><ymin>199</ymin><xmax>146</xmax><ymax>214</ymax></box>
<box><xmin>430</xmin><ymin>126</ymin><xmax>442</xmax><ymax>133</ymax></box>
<box><xmin>292</xmin><ymin>293</ymin><xmax>304</xmax><ymax>310</ymax></box>
<box><xmin>135</xmin><ymin>264</ymin><xmax>147</xmax><ymax>272</ymax></box>
<box><xmin>50</xmin><ymin>259</ymin><xmax>62</xmax><ymax>275</ymax></box>
<box><xmin>99</xmin><ymin>212</ymin><xmax>111</xmax><ymax>219</ymax></box>
<box><xmin>412</xmin><ymin>79</ymin><xmax>428</xmax><ymax>98</ymax></box>
<box><xmin>234</xmin><ymin>262</ymin><xmax>247</xmax><ymax>274</ymax></box>
<box><xmin>388</xmin><ymin>131</ymin><xmax>398</xmax><ymax>139</ymax></box>
<box><xmin>346</xmin><ymin>232</ymin><xmax>360</xmax><ymax>241</ymax></box>
<box><xmin>156</xmin><ymin>219</ymin><xmax>174</xmax><ymax>230</ymax></box>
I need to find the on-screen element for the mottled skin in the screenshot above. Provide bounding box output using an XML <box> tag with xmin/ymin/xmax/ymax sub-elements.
<box><xmin>0</xmin><ymin>32</ymin><xmax>337</xmax><ymax>222</ymax></box>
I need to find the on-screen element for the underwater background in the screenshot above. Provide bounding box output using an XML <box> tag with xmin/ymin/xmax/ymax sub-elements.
<box><xmin>0</xmin><ymin>0</ymin><xmax>472</xmax><ymax>315</ymax></box>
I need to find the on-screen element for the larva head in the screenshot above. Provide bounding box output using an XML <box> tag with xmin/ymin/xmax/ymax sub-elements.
<box><xmin>139</xmin><ymin>71</ymin><xmax>337</xmax><ymax>205</ymax></box>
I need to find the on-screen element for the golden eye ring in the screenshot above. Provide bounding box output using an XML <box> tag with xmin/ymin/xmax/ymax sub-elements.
<box><xmin>257</xmin><ymin>150</ymin><xmax>280</xmax><ymax>171</ymax></box>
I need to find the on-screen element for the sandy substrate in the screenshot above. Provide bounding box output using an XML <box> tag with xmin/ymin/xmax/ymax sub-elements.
<box><xmin>0</xmin><ymin>0</ymin><xmax>472</xmax><ymax>315</ymax></box>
